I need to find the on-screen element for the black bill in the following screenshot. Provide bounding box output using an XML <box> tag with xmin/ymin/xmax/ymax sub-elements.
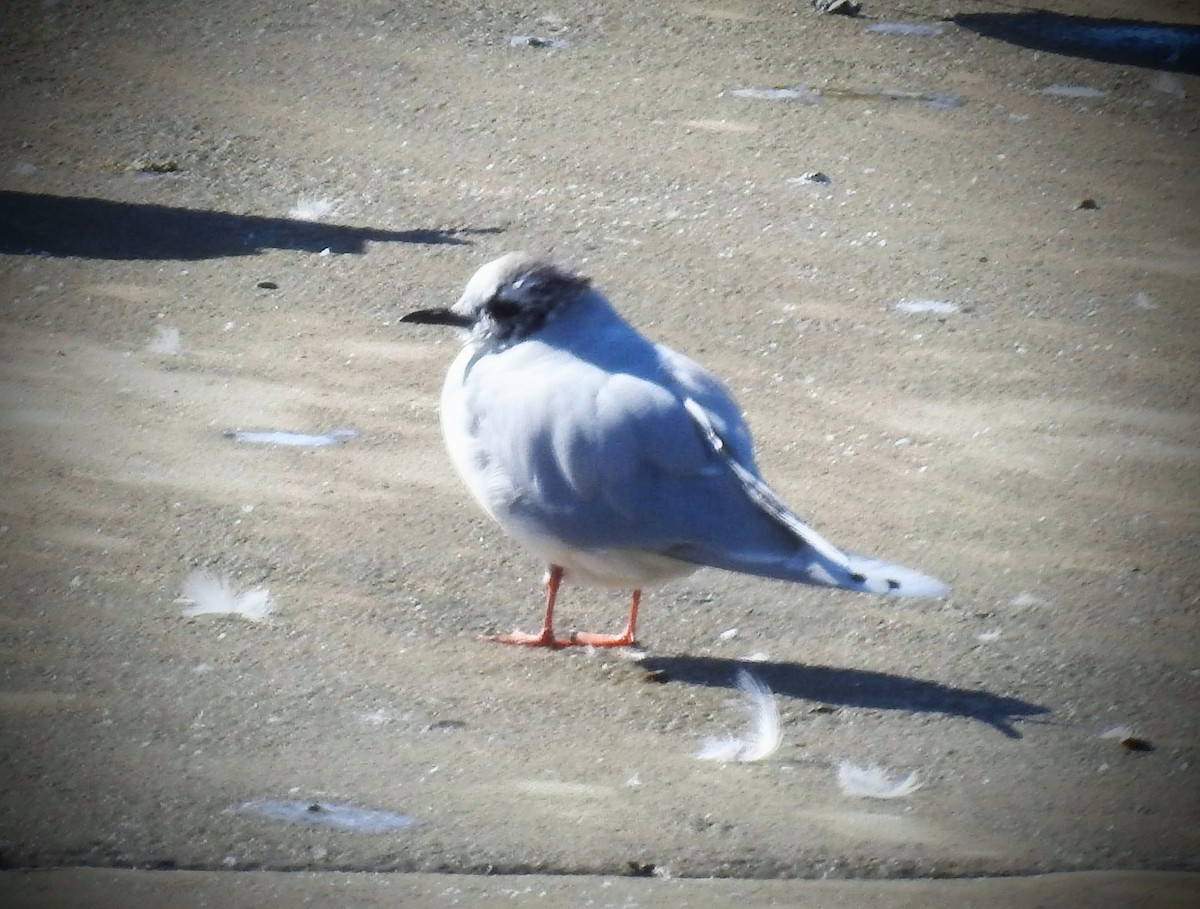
<box><xmin>400</xmin><ymin>307</ymin><xmax>473</xmax><ymax>328</ymax></box>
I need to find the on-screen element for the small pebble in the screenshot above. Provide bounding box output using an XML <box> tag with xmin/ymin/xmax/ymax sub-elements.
<box><xmin>509</xmin><ymin>35</ymin><xmax>569</xmax><ymax>50</ymax></box>
<box><xmin>426</xmin><ymin>719</ymin><xmax>469</xmax><ymax>731</ymax></box>
<box><xmin>792</xmin><ymin>171</ymin><xmax>831</xmax><ymax>185</ymax></box>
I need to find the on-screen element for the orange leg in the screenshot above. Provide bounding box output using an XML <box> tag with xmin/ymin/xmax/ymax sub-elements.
<box><xmin>569</xmin><ymin>589</ymin><xmax>640</xmax><ymax>647</ymax></box>
<box><xmin>484</xmin><ymin>567</ymin><xmax>641</xmax><ymax>648</ymax></box>
<box><xmin>485</xmin><ymin>565</ymin><xmax>573</xmax><ymax>647</ymax></box>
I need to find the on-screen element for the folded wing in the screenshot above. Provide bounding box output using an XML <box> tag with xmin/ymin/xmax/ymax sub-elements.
<box><xmin>486</xmin><ymin>337</ymin><xmax>948</xmax><ymax>599</ymax></box>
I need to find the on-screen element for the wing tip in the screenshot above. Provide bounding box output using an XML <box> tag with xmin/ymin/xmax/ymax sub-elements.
<box><xmin>884</xmin><ymin>573</ymin><xmax>950</xmax><ymax>599</ymax></box>
<box><xmin>846</xmin><ymin>555</ymin><xmax>950</xmax><ymax>599</ymax></box>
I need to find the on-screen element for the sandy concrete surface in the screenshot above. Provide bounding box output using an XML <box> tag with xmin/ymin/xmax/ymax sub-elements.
<box><xmin>2</xmin><ymin>869</ymin><xmax>1199</xmax><ymax>909</ymax></box>
<box><xmin>1</xmin><ymin>0</ymin><xmax>1197</xmax><ymax>904</ymax></box>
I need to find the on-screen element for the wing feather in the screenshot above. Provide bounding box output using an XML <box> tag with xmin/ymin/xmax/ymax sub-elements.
<box><xmin>679</xmin><ymin>397</ymin><xmax>851</xmax><ymax>572</ymax></box>
<box><xmin>456</xmin><ymin>324</ymin><xmax>946</xmax><ymax>598</ymax></box>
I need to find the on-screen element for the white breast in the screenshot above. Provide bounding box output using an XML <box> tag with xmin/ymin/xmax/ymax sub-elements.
<box><xmin>438</xmin><ymin>342</ymin><xmax>697</xmax><ymax>589</ymax></box>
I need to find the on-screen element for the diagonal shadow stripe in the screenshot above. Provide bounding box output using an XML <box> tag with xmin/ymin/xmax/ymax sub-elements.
<box><xmin>953</xmin><ymin>11</ymin><xmax>1200</xmax><ymax>75</ymax></box>
<box><xmin>0</xmin><ymin>190</ymin><xmax>501</xmax><ymax>260</ymax></box>
<box><xmin>643</xmin><ymin>654</ymin><xmax>1050</xmax><ymax>738</ymax></box>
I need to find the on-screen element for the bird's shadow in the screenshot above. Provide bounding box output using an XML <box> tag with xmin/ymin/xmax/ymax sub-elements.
<box><xmin>952</xmin><ymin>10</ymin><xmax>1200</xmax><ymax>75</ymax></box>
<box><xmin>642</xmin><ymin>655</ymin><xmax>1049</xmax><ymax>738</ymax></box>
<box><xmin>0</xmin><ymin>190</ymin><xmax>502</xmax><ymax>260</ymax></box>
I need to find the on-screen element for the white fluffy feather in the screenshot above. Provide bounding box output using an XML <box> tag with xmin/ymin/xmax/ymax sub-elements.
<box><xmin>178</xmin><ymin>570</ymin><xmax>276</xmax><ymax>622</ymax></box>
<box><xmin>288</xmin><ymin>196</ymin><xmax>337</xmax><ymax>222</ymax></box>
<box><xmin>836</xmin><ymin>761</ymin><xmax>922</xmax><ymax>799</ymax></box>
<box><xmin>696</xmin><ymin>669</ymin><xmax>782</xmax><ymax>763</ymax></box>
<box><xmin>228</xmin><ymin>428</ymin><xmax>358</xmax><ymax>447</ymax></box>
<box><xmin>148</xmin><ymin>326</ymin><xmax>182</xmax><ymax>355</ymax></box>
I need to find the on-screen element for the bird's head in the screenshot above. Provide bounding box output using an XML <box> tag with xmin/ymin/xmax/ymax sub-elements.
<box><xmin>402</xmin><ymin>252</ymin><xmax>591</xmax><ymax>347</ymax></box>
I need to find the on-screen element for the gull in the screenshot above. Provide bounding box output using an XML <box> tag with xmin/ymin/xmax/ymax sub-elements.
<box><xmin>402</xmin><ymin>253</ymin><xmax>947</xmax><ymax>647</ymax></box>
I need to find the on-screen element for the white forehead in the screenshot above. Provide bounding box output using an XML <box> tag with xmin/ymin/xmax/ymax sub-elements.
<box><xmin>460</xmin><ymin>251</ymin><xmax>540</xmax><ymax>303</ymax></box>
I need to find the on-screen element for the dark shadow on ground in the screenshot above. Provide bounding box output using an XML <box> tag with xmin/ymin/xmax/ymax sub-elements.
<box><xmin>643</xmin><ymin>654</ymin><xmax>1049</xmax><ymax>738</ymax></box>
<box><xmin>953</xmin><ymin>10</ymin><xmax>1200</xmax><ymax>74</ymax></box>
<box><xmin>0</xmin><ymin>191</ymin><xmax>500</xmax><ymax>260</ymax></box>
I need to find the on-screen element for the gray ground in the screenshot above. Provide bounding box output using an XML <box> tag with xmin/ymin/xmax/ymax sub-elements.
<box><xmin>1</xmin><ymin>0</ymin><xmax>1197</xmax><ymax>905</ymax></box>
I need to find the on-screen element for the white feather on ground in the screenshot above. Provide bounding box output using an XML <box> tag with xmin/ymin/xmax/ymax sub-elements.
<box><xmin>614</xmin><ymin>646</ymin><xmax>649</xmax><ymax>662</ymax></box>
<box><xmin>696</xmin><ymin>669</ymin><xmax>782</xmax><ymax>763</ymax></box>
<box><xmin>178</xmin><ymin>570</ymin><xmax>276</xmax><ymax>622</ymax></box>
<box><xmin>227</xmin><ymin>428</ymin><xmax>358</xmax><ymax>447</ymax></box>
<box><xmin>148</xmin><ymin>326</ymin><xmax>182</xmax><ymax>355</ymax></box>
<box><xmin>895</xmin><ymin>299</ymin><xmax>959</xmax><ymax>315</ymax></box>
<box><xmin>288</xmin><ymin>196</ymin><xmax>337</xmax><ymax>222</ymax></box>
<box><xmin>836</xmin><ymin>761</ymin><xmax>923</xmax><ymax>799</ymax></box>
<box><xmin>739</xmin><ymin>652</ymin><xmax>770</xmax><ymax>662</ymax></box>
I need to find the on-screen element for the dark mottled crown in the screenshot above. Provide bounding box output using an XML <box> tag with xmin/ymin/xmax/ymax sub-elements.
<box><xmin>454</xmin><ymin>252</ymin><xmax>591</xmax><ymax>345</ymax></box>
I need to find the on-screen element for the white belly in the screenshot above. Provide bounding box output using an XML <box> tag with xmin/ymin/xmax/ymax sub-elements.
<box><xmin>509</xmin><ymin>532</ymin><xmax>698</xmax><ymax>589</ymax></box>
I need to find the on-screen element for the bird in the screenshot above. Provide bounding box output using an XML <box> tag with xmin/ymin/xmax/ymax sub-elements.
<box><xmin>401</xmin><ymin>252</ymin><xmax>948</xmax><ymax>648</ymax></box>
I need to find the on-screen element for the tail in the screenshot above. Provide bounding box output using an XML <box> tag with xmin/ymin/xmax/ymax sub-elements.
<box><xmin>693</xmin><ymin>542</ymin><xmax>951</xmax><ymax>599</ymax></box>
<box><xmin>680</xmin><ymin>397</ymin><xmax>950</xmax><ymax>600</ymax></box>
<box><xmin>838</xmin><ymin>550</ymin><xmax>949</xmax><ymax>599</ymax></box>
<box><xmin>755</xmin><ymin>537</ymin><xmax>949</xmax><ymax>599</ymax></box>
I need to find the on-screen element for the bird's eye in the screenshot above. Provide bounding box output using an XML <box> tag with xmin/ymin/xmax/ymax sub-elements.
<box><xmin>484</xmin><ymin>297</ymin><xmax>522</xmax><ymax>321</ymax></box>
